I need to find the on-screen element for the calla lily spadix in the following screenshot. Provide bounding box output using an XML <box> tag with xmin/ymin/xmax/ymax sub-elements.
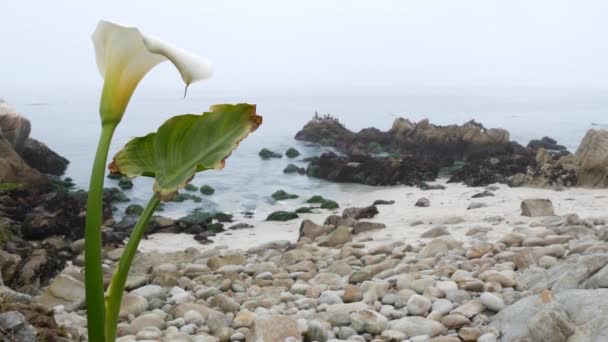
<box><xmin>92</xmin><ymin>20</ymin><xmax>213</xmax><ymax>123</ymax></box>
<box><xmin>85</xmin><ymin>20</ymin><xmax>212</xmax><ymax>342</ymax></box>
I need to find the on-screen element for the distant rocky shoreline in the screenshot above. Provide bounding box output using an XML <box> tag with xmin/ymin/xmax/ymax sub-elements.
<box><xmin>293</xmin><ymin>114</ymin><xmax>607</xmax><ymax>189</ymax></box>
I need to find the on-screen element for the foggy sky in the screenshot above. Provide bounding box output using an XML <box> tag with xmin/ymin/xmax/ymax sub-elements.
<box><xmin>1</xmin><ymin>0</ymin><xmax>607</xmax><ymax>92</ymax></box>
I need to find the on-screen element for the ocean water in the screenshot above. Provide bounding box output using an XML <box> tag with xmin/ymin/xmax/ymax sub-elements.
<box><xmin>2</xmin><ymin>86</ymin><xmax>607</xmax><ymax>218</ymax></box>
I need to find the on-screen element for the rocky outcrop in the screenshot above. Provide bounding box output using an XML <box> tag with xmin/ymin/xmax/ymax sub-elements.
<box><xmin>0</xmin><ymin>136</ymin><xmax>48</xmax><ymax>187</ymax></box>
<box><xmin>0</xmin><ymin>100</ymin><xmax>69</xmax><ymax>186</ymax></box>
<box><xmin>0</xmin><ymin>100</ymin><xmax>31</xmax><ymax>153</ymax></box>
<box><xmin>306</xmin><ymin>152</ymin><xmax>439</xmax><ymax>186</ymax></box>
<box><xmin>448</xmin><ymin>142</ymin><xmax>536</xmax><ymax>187</ymax></box>
<box><xmin>575</xmin><ymin>129</ymin><xmax>608</xmax><ymax>188</ymax></box>
<box><xmin>527</xmin><ymin>136</ymin><xmax>567</xmax><ymax>151</ymax></box>
<box><xmin>295</xmin><ymin>115</ymin><xmax>608</xmax><ymax>189</ymax></box>
<box><xmin>21</xmin><ymin>138</ymin><xmax>69</xmax><ymax>176</ymax></box>
<box><xmin>296</xmin><ymin>115</ymin><xmax>550</xmax><ymax>187</ymax></box>
<box><xmin>297</xmin><ymin>116</ymin><xmax>511</xmax><ymax>160</ymax></box>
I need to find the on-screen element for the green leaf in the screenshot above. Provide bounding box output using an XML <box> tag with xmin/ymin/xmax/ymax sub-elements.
<box><xmin>109</xmin><ymin>103</ymin><xmax>261</xmax><ymax>201</ymax></box>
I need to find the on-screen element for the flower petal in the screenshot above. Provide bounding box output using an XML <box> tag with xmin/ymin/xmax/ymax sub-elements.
<box><xmin>143</xmin><ymin>35</ymin><xmax>213</xmax><ymax>85</ymax></box>
<box><xmin>91</xmin><ymin>20</ymin><xmax>213</xmax><ymax>121</ymax></box>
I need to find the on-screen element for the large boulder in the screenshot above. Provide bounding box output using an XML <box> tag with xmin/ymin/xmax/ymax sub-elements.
<box><xmin>576</xmin><ymin>129</ymin><xmax>608</xmax><ymax>188</ymax></box>
<box><xmin>35</xmin><ymin>274</ymin><xmax>85</xmax><ymax>311</ymax></box>
<box><xmin>21</xmin><ymin>138</ymin><xmax>69</xmax><ymax>176</ymax></box>
<box><xmin>0</xmin><ymin>136</ymin><xmax>48</xmax><ymax>187</ymax></box>
<box><xmin>521</xmin><ymin>199</ymin><xmax>555</xmax><ymax>217</ymax></box>
<box><xmin>0</xmin><ymin>100</ymin><xmax>31</xmax><ymax>152</ymax></box>
<box><xmin>0</xmin><ymin>100</ymin><xmax>69</xmax><ymax>186</ymax></box>
<box><xmin>491</xmin><ymin>289</ymin><xmax>608</xmax><ymax>341</ymax></box>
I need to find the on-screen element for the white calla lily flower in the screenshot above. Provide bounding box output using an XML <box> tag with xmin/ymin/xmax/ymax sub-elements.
<box><xmin>92</xmin><ymin>20</ymin><xmax>212</xmax><ymax>123</ymax></box>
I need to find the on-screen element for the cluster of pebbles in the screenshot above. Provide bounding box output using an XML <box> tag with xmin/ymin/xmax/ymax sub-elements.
<box><xmin>8</xmin><ymin>199</ymin><xmax>608</xmax><ymax>342</ymax></box>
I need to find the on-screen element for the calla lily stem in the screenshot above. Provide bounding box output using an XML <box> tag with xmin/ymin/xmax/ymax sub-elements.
<box><xmin>84</xmin><ymin>122</ymin><xmax>117</xmax><ymax>342</ymax></box>
<box><xmin>105</xmin><ymin>194</ymin><xmax>160</xmax><ymax>341</ymax></box>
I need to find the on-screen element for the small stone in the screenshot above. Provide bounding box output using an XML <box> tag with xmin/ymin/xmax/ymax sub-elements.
<box><xmin>211</xmin><ymin>294</ymin><xmax>240</xmax><ymax>313</ymax></box>
<box><xmin>441</xmin><ymin>314</ymin><xmax>471</xmax><ymax>329</ymax></box>
<box><xmin>421</xmin><ymin>226</ymin><xmax>450</xmax><ymax>238</ymax></box>
<box><xmin>351</xmin><ymin>309</ymin><xmax>388</xmax><ymax>334</ymax></box>
<box><xmin>521</xmin><ymin>199</ymin><xmax>555</xmax><ymax>217</ymax></box>
<box><xmin>247</xmin><ymin>315</ymin><xmax>301</xmax><ymax>341</ymax></box>
<box><xmin>407</xmin><ymin>294</ymin><xmax>432</xmax><ymax>316</ymax></box>
<box><xmin>319</xmin><ymin>291</ymin><xmax>343</xmax><ymax>305</ymax></box>
<box><xmin>119</xmin><ymin>293</ymin><xmax>149</xmax><ymax>318</ymax></box>
<box><xmin>415</xmin><ymin>197</ymin><xmax>430</xmax><ymax>207</ymax></box>
<box><xmin>451</xmin><ymin>300</ymin><xmax>483</xmax><ymax>318</ymax></box>
<box><xmin>459</xmin><ymin>327</ymin><xmax>482</xmax><ymax>341</ymax></box>
<box><xmin>467</xmin><ymin>202</ymin><xmax>487</xmax><ymax>210</ymax></box>
<box><xmin>478</xmin><ymin>333</ymin><xmax>498</xmax><ymax>342</ymax></box>
<box><xmin>343</xmin><ymin>285</ymin><xmax>363</xmax><ymax>303</ymax></box>
<box><xmin>479</xmin><ymin>292</ymin><xmax>505</xmax><ymax>312</ymax></box>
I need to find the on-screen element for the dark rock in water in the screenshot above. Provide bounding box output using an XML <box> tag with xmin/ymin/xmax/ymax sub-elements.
<box><xmin>178</xmin><ymin>210</ymin><xmax>214</xmax><ymax>227</ymax></box>
<box><xmin>283</xmin><ymin>163</ymin><xmax>306</xmax><ymax>174</ymax></box>
<box><xmin>172</xmin><ymin>193</ymin><xmax>202</xmax><ymax>203</ymax></box>
<box><xmin>213</xmin><ymin>212</ymin><xmax>233</xmax><ymax>223</ymax></box>
<box><xmin>527</xmin><ymin>136</ymin><xmax>567</xmax><ymax>151</ymax></box>
<box><xmin>372</xmin><ymin>199</ymin><xmax>395</xmax><ymax>205</ymax></box>
<box><xmin>228</xmin><ymin>223</ymin><xmax>254</xmax><ymax>230</ymax></box>
<box><xmin>107</xmin><ymin>173</ymin><xmax>122</xmax><ymax>180</ymax></box>
<box><xmin>271</xmin><ymin>190</ymin><xmax>299</xmax><ymax>201</ymax></box>
<box><xmin>295</xmin><ymin>207</ymin><xmax>313</xmax><ymax>214</ymax></box>
<box><xmin>307</xmin><ymin>152</ymin><xmax>439</xmax><ymax>186</ymax></box>
<box><xmin>266</xmin><ymin>211</ymin><xmax>299</xmax><ymax>221</ymax></box>
<box><xmin>48</xmin><ymin>176</ymin><xmax>75</xmax><ymax>192</ymax></box>
<box><xmin>320</xmin><ymin>200</ymin><xmax>339</xmax><ymax>210</ymax></box>
<box><xmin>259</xmin><ymin>148</ymin><xmax>282</xmax><ymax>159</ymax></box>
<box><xmin>118</xmin><ymin>177</ymin><xmax>133</xmax><ymax>190</ymax></box>
<box><xmin>21</xmin><ymin>138</ymin><xmax>69</xmax><ymax>176</ymax></box>
<box><xmin>200</xmin><ymin>184</ymin><xmax>215</xmax><ymax>195</ymax></box>
<box><xmin>125</xmin><ymin>204</ymin><xmax>144</xmax><ymax>215</ymax></box>
<box><xmin>104</xmin><ymin>187</ymin><xmax>130</xmax><ymax>203</ymax></box>
<box><xmin>342</xmin><ymin>205</ymin><xmax>379</xmax><ymax>220</ymax></box>
<box><xmin>415</xmin><ymin>197</ymin><xmax>430</xmax><ymax>207</ymax></box>
<box><xmin>418</xmin><ymin>182</ymin><xmax>446</xmax><ymax>190</ymax></box>
<box><xmin>114</xmin><ymin>214</ymin><xmax>140</xmax><ymax>232</ymax></box>
<box><xmin>295</xmin><ymin>115</ymin><xmax>353</xmax><ymax>147</ymax></box>
<box><xmin>184</xmin><ymin>183</ymin><xmax>198</xmax><ymax>191</ymax></box>
<box><xmin>306</xmin><ymin>195</ymin><xmax>326</xmax><ymax>204</ymax></box>
<box><xmin>472</xmin><ymin>190</ymin><xmax>495</xmax><ymax>198</ymax></box>
<box><xmin>285</xmin><ymin>147</ymin><xmax>301</xmax><ymax>158</ymax></box>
